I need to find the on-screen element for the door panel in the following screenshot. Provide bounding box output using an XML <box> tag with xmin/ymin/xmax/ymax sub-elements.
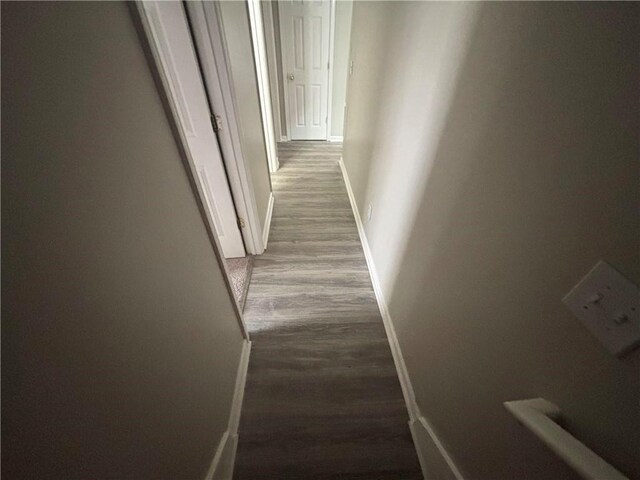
<box><xmin>295</xmin><ymin>85</ymin><xmax>305</xmax><ymax>126</ymax></box>
<box><xmin>280</xmin><ymin>0</ymin><xmax>330</xmax><ymax>140</ymax></box>
<box><xmin>143</xmin><ymin>1</ymin><xmax>246</xmax><ymax>258</ymax></box>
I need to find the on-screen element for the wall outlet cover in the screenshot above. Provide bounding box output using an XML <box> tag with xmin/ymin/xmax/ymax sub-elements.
<box><xmin>563</xmin><ymin>261</ymin><xmax>639</xmax><ymax>357</ymax></box>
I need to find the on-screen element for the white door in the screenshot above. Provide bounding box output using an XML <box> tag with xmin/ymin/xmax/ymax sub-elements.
<box><xmin>143</xmin><ymin>2</ymin><xmax>246</xmax><ymax>258</ymax></box>
<box><xmin>279</xmin><ymin>0</ymin><xmax>331</xmax><ymax>140</ymax></box>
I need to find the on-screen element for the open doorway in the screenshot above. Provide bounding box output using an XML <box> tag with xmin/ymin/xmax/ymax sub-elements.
<box><xmin>259</xmin><ymin>0</ymin><xmax>353</xmax><ymax>146</ymax></box>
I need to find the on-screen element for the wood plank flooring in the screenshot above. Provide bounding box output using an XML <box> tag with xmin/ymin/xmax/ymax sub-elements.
<box><xmin>233</xmin><ymin>142</ymin><xmax>422</xmax><ymax>479</ymax></box>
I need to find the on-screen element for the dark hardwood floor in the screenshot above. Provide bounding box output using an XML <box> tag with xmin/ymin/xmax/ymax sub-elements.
<box><xmin>233</xmin><ymin>142</ymin><xmax>422</xmax><ymax>479</ymax></box>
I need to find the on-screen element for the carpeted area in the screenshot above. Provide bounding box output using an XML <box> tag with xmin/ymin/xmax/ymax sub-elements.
<box><xmin>226</xmin><ymin>256</ymin><xmax>254</xmax><ymax>311</ymax></box>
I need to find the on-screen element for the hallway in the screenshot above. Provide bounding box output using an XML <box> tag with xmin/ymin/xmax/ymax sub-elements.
<box><xmin>233</xmin><ymin>142</ymin><xmax>422</xmax><ymax>479</ymax></box>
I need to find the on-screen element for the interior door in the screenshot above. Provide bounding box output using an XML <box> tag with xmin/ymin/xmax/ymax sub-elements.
<box><xmin>143</xmin><ymin>1</ymin><xmax>246</xmax><ymax>258</ymax></box>
<box><xmin>279</xmin><ymin>0</ymin><xmax>331</xmax><ymax>140</ymax></box>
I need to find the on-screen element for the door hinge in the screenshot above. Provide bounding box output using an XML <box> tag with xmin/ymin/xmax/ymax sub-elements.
<box><xmin>237</xmin><ymin>217</ymin><xmax>246</xmax><ymax>228</ymax></box>
<box><xmin>211</xmin><ymin>114</ymin><xmax>223</xmax><ymax>133</ymax></box>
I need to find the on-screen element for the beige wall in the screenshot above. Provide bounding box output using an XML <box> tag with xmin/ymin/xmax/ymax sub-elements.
<box><xmin>219</xmin><ymin>1</ymin><xmax>272</xmax><ymax>229</ymax></box>
<box><xmin>343</xmin><ymin>2</ymin><xmax>640</xmax><ymax>479</ymax></box>
<box><xmin>2</xmin><ymin>3</ymin><xmax>245</xmax><ymax>479</ymax></box>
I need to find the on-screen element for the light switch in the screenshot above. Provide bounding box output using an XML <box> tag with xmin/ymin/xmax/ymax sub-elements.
<box><xmin>563</xmin><ymin>261</ymin><xmax>639</xmax><ymax>356</ymax></box>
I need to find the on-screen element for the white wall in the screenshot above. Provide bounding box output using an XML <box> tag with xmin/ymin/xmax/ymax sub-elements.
<box><xmin>219</xmin><ymin>1</ymin><xmax>272</xmax><ymax>228</ymax></box>
<box><xmin>347</xmin><ymin>1</ymin><xmax>477</xmax><ymax>297</ymax></box>
<box><xmin>2</xmin><ymin>3</ymin><xmax>245</xmax><ymax>478</ymax></box>
<box><xmin>343</xmin><ymin>2</ymin><xmax>640</xmax><ymax>478</ymax></box>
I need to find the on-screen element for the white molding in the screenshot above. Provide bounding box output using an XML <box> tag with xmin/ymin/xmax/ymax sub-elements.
<box><xmin>339</xmin><ymin>157</ymin><xmax>464</xmax><ymax>480</ymax></box>
<box><xmin>410</xmin><ymin>416</ymin><xmax>465</xmax><ymax>480</ymax></box>
<box><xmin>186</xmin><ymin>1</ymin><xmax>266</xmax><ymax>256</ymax></box>
<box><xmin>229</xmin><ymin>340</ymin><xmax>252</xmax><ymax>435</ymax></box>
<box><xmin>262</xmin><ymin>192</ymin><xmax>275</xmax><ymax>249</ymax></box>
<box><xmin>277</xmin><ymin>3</ymin><xmax>292</xmax><ymax>144</ymax></box>
<box><xmin>326</xmin><ymin>0</ymin><xmax>336</xmax><ymax>141</ymax></box>
<box><xmin>280</xmin><ymin>135</ymin><xmax>289</xmax><ymax>143</ymax></box>
<box><xmin>144</xmin><ymin>3</ymin><xmax>197</xmax><ymax>138</ymax></box>
<box><xmin>247</xmin><ymin>0</ymin><xmax>279</xmax><ymax>174</ymax></box>
<box><xmin>261</xmin><ymin>0</ymin><xmax>284</xmax><ymax>145</ymax></box>
<box><xmin>328</xmin><ymin>135</ymin><xmax>343</xmax><ymax>143</ymax></box>
<box><xmin>205</xmin><ymin>339</ymin><xmax>252</xmax><ymax>480</ymax></box>
<box><xmin>204</xmin><ymin>430</ymin><xmax>229</xmax><ymax>480</ymax></box>
<box><xmin>338</xmin><ymin>158</ymin><xmax>417</xmax><ymax>416</ymax></box>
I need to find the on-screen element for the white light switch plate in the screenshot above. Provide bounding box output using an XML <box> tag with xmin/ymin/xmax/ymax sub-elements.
<box><xmin>563</xmin><ymin>261</ymin><xmax>639</xmax><ymax>356</ymax></box>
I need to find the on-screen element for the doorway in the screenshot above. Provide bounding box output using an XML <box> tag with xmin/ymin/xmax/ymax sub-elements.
<box><xmin>279</xmin><ymin>0</ymin><xmax>331</xmax><ymax>140</ymax></box>
<box><xmin>140</xmin><ymin>1</ymin><xmax>262</xmax><ymax>310</ymax></box>
<box><xmin>141</xmin><ymin>1</ymin><xmax>245</xmax><ymax>259</ymax></box>
<box><xmin>261</xmin><ymin>0</ymin><xmax>352</xmax><ymax>144</ymax></box>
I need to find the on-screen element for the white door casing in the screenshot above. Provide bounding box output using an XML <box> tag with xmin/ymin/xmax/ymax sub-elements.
<box><xmin>279</xmin><ymin>0</ymin><xmax>331</xmax><ymax>140</ymax></box>
<box><xmin>261</xmin><ymin>1</ymin><xmax>285</xmax><ymax>143</ymax></box>
<box><xmin>186</xmin><ymin>1</ymin><xmax>266</xmax><ymax>256</ymax></box>
<box><xmin>247</xmin><ymin>0</ymin><xmax>279</xmax><ymax>173</ymax></box>
<box><xmin>142</xmin><ymin>1</ymin><xmax>246</xmax><ymax>258</ymax></box>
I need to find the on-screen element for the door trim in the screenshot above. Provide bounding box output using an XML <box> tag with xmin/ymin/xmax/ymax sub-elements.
<box><xmin>132</xmin><ymin>2</ymin><xmax>250</xmax><ymax>340</ymax></box>
<box><xmin>247</xmin><ymin>0</ymin><xmax>279</xmax><ymax>174</ymax></box>
<box><xmin>262</xmin><ymin>192</ymin><xmax>275</xmax><ymax>249</ymax></box>
<box><xmin>261</xmin><ymin>1</ymin><xmax>285</xmax><ymax>145</ymax></box>
<box><xmin>326</xmin><ymin>0</ymin><xmax>336</xmax><ymax>141</ymax></box>
<box><xmin>279</xmin><ymin>3</ymin><xmax>292</xmax><ymax>142</ymax></box>
<box><xmin>186</xmin><ymin>1</ymin><xmax>266</xmax><ymax>256</ymax></box>
<box><xmin>279</xmin><ymin>0</ymin><xmax>335</xmax><ymax>141</ymax></box>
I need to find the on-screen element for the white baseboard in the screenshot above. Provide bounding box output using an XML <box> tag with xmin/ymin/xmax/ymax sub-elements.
<box><xmin>328</xmin><ymin>135</ymin><xmax>343</xmax><ymax>142</ymax></box>
<box><xmin>339</xmin><ymin>158</ymin><xmax>463</xmax><ymax>480</ymax></box>
<box><xmin>338</xmin><ymin>158</ymin><xmax>418</xmax><ymax>415</ymax></box>
<box><xmin>205</xmin><ymin>339</ymin><xmax>251</xmax><ymax>480</ymax></box>
<box><xmin>205</xmin><ymin>430</ymin><xmax>229</xmax><ymax>480</ymax></box>
<box><xmin>279</xmin><ymin>135</ymin><xmax>288</xmax><ymax>142</ymax></box>
<box><xmin>262</xmin><ymin>192</ymin><xmax>274</xmax><ymax>250</ymax></box>
<box><xmin>410</xmin><ymin>416</ymin><xmax>465</xmax><ymax>480</ymax></box>
<box><xmin>269</xmin><ymin>155</ymin><xmax>280</xmax><ymax>175</ymax></box>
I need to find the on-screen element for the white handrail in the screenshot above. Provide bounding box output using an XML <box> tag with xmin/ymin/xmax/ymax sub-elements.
<box><xmin>503</xmin><ymin>398</ymin><xmax>628</xmax><ymax>480</ymax></box>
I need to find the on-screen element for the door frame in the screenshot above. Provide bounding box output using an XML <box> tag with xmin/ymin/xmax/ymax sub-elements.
<box><xmin>133</xmin><ymin>1</ymin><xmax>250</xmax><ymax>339</ymax></box>
<box><xmin>326</xmin><ymin>0</ymin><xmax>337</xmax><ymax>142</ymax></box>
<box><xmin>276</xmin><ymin>0</ymin><xmax>336</xmax><ymax>142</ymax></box>
<box><xmin>261</xmin><ymin>1</ymin><xmax>286</xmax><ymax>143</ymax></box>
<box><xmin>186</xmin><ymin>1</ymin><xmax>267</xmax><ymax>255</ymax></box>
<box><xmin>247</xmin><ymin>0</ymin><xmax>279</xmax><ymax>174</ymax></box>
